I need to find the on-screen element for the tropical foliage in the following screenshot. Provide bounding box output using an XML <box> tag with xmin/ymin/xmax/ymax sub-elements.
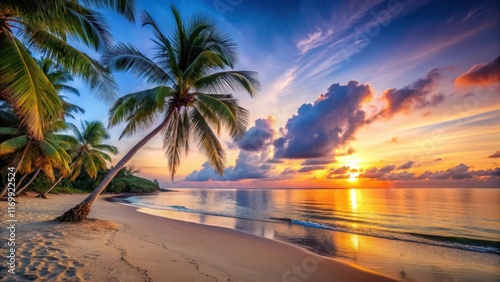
<box><xmin>38</xmin><ymin>120</ymin><xmax>118</xmax><ymax>197</ymax></box>
<box><xmin>0</xmin><ymin>119</ymin><xmax>76</xmax><ymax>197</ymax></box>
<box><xmin>21</xmin><ymin>165</ymin><xmax>159</xmax><ymax>195</ymax></box>
<box><xmin>37</xmin><ymin>57</ymin><xmax>85</xmax><ymax>119</ymax></box>
<box><xmin>0</xmin><ymin>0</ymin><xmax>135</xmax><ymax>140</ymax></box>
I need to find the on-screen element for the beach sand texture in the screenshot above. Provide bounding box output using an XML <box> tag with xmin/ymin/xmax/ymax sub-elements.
<box><xmin>0</xmin><ymin>194</ymin><xmax>397</xmax><ymax>282</ymax></box>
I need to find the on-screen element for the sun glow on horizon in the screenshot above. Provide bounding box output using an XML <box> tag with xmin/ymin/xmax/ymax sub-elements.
<box><xmin>345</xmin><ymin>156</ymin><xmax>361</xmax><ymax>182</ymax></box>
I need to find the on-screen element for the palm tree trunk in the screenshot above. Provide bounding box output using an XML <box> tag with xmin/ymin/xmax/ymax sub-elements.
<box><xmin>15</xmin><ymin>168</ymin><xmax>41</xmax><ymax>196</ymax></box>
<box><xmin>38</xmin><ymin>175</ymin><xmax>63</xmax><ymax>198</ymax></box>
<box><xmin>38</xmin><ymin>157</ymin><xmax>80</xmax><ymax>198</ymax></box>
<box><xmin>0</xmin><ymin>143</ymin><xmax>30</xmax><ymax>197</ymax></box>
<box><xmin>0</xmin><ymin>173</ymin><xmax>27</xmax><ymax>199</ymax></box>
<box><xmin>16</xmin><ymin>174</ymin><xmax>29</xmax><ymax>190</ymax></box>
<box><xmin>56</xmin><ymin>115</ymin><xmax>173</xmax><ymax>222</ymax></box>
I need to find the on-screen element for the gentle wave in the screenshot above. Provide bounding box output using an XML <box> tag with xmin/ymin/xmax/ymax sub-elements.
<box><xmin>283</xmin><ymin>218</ymin><xmax>500</xmax><ymax>254</ymax></box>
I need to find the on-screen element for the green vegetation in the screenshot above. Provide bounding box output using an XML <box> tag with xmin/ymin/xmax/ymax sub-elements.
<box><xmin>38</xmin><ymin>120</ymin><xmax>118</xmax><ymax>198</ymax></box>
<box><xmin>24</xmin><ymin>166</ymin><xmax>160</xmax><ymax>195</ymax></box>
<box><xmin>0</xmin><ymin>0</ymin><xmax>135</xmax><ymax>140</ymax></box>
<box><xmin>1</xmin><ymin>0</ymin><xmax>136</xmax><ymax>198</ymax></box>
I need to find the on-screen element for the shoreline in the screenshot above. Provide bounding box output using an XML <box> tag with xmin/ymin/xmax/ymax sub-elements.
<box><xmin>0</xmin><ymin>193</ymin><xmax>397</xmax><ymax>281</ymax></box>
<box><xmin>112</xmin><ymin>191</ymin><xmax>500</xmax><ymax>282</ymax></box>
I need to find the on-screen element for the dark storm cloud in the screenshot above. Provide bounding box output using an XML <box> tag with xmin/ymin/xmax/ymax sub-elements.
<box><xmin>330</xmin><ymin>166</ymin><xmax>350</xmax><ymax>174</ymax></box>
<box><xmin>382</xmin><ymin>171</ymin><xmax>415</xmax><ymax>181</ymax></box>
<box><xmin>359</xmin><ymin>165</ymin><xmax>396</xmax><ymax>178</ymax></box>
<box><xmin>425</xmin><ymin>164</ymin><xmax>500</xmax><ymax>180</ymax></box>
<box><xmin>274</xmin><ymin>81</ymin><xmax>373</xmax><ymax>159</ymax></box>
<box><xmin>230</xmin><ymin>117</ymin><xmax>275</xmax><ymax>152</ymax></box>
<box><xmin>298</xmin><ymin>165</ymin><xmax>326</xmax><ymax>173</ymax></box>
<box><xmin>324</xmin><ymin>166</ymin><xmax>352</xmax><ymax>179</ymax></box>
<box><xmin>488</xmin><ymin>151</ymin><xmax>500</xmax><ymax>159</ymax></box>
<box><xmin>397</xmin><ymin>161</ymin><xmax>415</xmax><ymax>170</ymax></box>
<box><xmin>185</xmin><ymin>151</ymin><xmax>271</xmax><ymax>181</ymax></box>
<box><xmin>301</xmin><ymin>158</ymin><xmax>336</xmax><ymax>165</ymax></box>
<box><xmin>428</xmin><ymin>163</ymin><xmax>472</xmax><ymax>179</ymax></box>
<box><xmin>357</xmin><ymin>163</ymin><xmax>500</xmax><ymax>181</ymax></box>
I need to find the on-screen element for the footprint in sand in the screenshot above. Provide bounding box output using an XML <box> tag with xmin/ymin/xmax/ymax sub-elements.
<box><xmin>44</xmin><ymin>256</ymin><xmax>58</xmax><ymax>262</ymax></box>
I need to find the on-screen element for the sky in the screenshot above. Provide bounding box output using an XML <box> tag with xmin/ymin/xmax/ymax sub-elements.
<box><xmin>66</xmin><ymin>0</ymin><xmax>500</xmax><ymax>188</ymax></box>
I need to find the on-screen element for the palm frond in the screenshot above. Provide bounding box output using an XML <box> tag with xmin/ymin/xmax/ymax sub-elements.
<box><xmin>0</xmin><ymin>136</ymin><xmax>29</xmax><ymax>155</ymax></box>
<box><xmin>91</xmin><ymin>149</ymin><xmax>114</xmax><ymax>162</ymax></box>
<box><xmin>140</xmin><ymin>11</ymin><xmax>180</xmax><ymax>79</ymax></box>
<box><xmin>162</xmin><ymin>106</ymin><xmax>190</xmax><ymax>179</ymax></box>
<box><xmin>194</xmin><ymin>71</ymin><xmax>260</xmax><ymax>97</ymax></box>
<box><xmin>57</xmin><ymin>85</ymin><xmax>80</xmax><ymax>96</ymax></box>
<box><xmin>189</xmin><ymin>107</ymin><xmax>225</xmax><ymax>175</ymax></box>
<box><xmin>0</xmin><ymin>28</ymin><xmax>64</xmax><ymax>139</ymax></box>
<box><xmin>206</xmin><ymin>28</ymin><xmax>238</xmax><ymax>65</ymax></box>
<box><xmin>108</xmin><ymin>86</ymin><xmax>173</xmax><ymax>138</ymax></box>
<box><xmin>82</xmin><ymin>150</ymin><xmax>98</xmax><ymax>179</ymax></box>
<box><xmin>68</xmin><ymin>123</ymin><xmax>84</xmax><ymax>143</ymax></box>
<box><xmin>38</xmin><ymin>139</ymin><xmax>67</xmax><ymax>165</ymax></box>
<box><xmin>79</xmin><ymin>0</ymin><xmax>136</xmax><ymax>22</ymax></box>
<box><xmin>55</xmin><ymin>2</ymin><xmax>113</xmax><ymax>51</ymax></box>
<box><xmin>90</xmin><ymin>152</ymin><xmax>107</xmax><ymax>174</ymax></box>
<box><xmin>194</xmin><ymin>93</ymin><xmax>249</xmax><ymax>139</ymax></box>
<box><xmin>102</xmin><ymin>42</ymin><xmax>172</xmax><ymax>84</ymax></box>
<box><xmin>0</xmin><ymin>109</ymin><xmax>20</xmax><ymax>127</ymax></box>
<box><xmin>47</xmin><ymin>133</ymin><xmax>80</xmax><ymax>150</ymax></box>
<box><xmin>0</xmin><ymin>127</ymin><xmax>24</xmax><ymax>136</ymax></box>
<box><xmin>81</xmin><ymin>120</ymin><xmax>110</xmax><ymax>143</ymax></box>
<box><xmin>62</xmin><ymin>100</ymin><xmax>86</xmax><ymax>118</ymax></box>
<box><xmin>24</xmin><ymin>28</ymin><xmax>118</xmax><ymax>101</ymax></box>
<box><xmin>92</xmin><ymin>144</ymin><xmax>118</xmax><ymax>154</ymax></box>
<box><xmin>182</xmin><ymin>50</ymin><xmax>226</xmax><ymax>85</ymax></box>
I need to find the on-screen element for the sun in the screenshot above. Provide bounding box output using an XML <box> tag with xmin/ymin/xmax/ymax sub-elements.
<box><xmin>348</xmin><ymin>172</ymin><xmax>359</xmax><ymax>182</ymax></box>
<box><xmin>345</xmin><ymin>157</ymin><xmax>361</xmax><ymax>182</ymax></box>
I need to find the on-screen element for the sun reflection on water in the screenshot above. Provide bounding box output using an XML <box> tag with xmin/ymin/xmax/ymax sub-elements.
<box><xmin>350</xmin><ymin>188</ymin><xmax>357</xmax><ymax>211</ymax></box>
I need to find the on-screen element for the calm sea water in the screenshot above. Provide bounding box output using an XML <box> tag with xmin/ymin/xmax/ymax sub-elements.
<box><xmin>127</xmin><ymin>188</ymin><xmax>500</xmax><ymax>281</ymax></box>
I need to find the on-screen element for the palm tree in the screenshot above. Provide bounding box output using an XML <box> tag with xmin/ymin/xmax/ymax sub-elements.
<box><xmin>57</xmin><ymin>7</ymin><xmax>259</xmax><ymax>222</ymax></box>
<box><xmin>0</xmin><ymin>120</ymin><xmax>76</xmax><ymax>197</ymax></box>
<box><xmin>38</xmin><ymin>120</ymin><xmax>118</xmax><ymax>198</ymax></box>
<box><xmin>0</xmin><ymin>0</ymin><xmax>135</xmax><ymax>140</ymax></box>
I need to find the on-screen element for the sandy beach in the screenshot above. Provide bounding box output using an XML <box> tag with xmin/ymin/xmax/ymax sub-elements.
<box><xmin>0</xmin><ymin>193</ymin><xmax>398</xmax><ymax>281</ymax></box>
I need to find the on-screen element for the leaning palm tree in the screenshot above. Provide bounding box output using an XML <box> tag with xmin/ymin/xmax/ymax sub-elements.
<box><xmin>38</xmin><ymin>120</ymin><xmax>118</xmax><ymax>198</ymax></box>
<box><xmin>57</xmin><ymin>7</ymin><xmax>259</xmax><ymax>221</ymax></box>
<box><xmin>0</xmin><ymin>0</ymin><xmax>135</xmax><ymax>140</ymax></box>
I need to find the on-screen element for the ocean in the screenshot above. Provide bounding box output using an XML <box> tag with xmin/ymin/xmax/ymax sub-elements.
<box><xmin>126</xmin><ymin>188</ymin><xmax>500</xmax><ymax>281</ymax></box>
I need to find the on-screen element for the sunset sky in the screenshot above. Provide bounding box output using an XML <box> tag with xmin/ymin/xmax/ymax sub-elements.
<box><xmin>67</xmin><ymin>0</ymin><xmax>500</xmax><ymax>188</ymax></box>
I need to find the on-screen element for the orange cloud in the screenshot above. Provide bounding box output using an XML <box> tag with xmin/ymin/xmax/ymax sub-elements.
<box><xmin>455</xmin><ymin>56</ymin><xmax>500</xmax><ymax>86</ymax></box>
